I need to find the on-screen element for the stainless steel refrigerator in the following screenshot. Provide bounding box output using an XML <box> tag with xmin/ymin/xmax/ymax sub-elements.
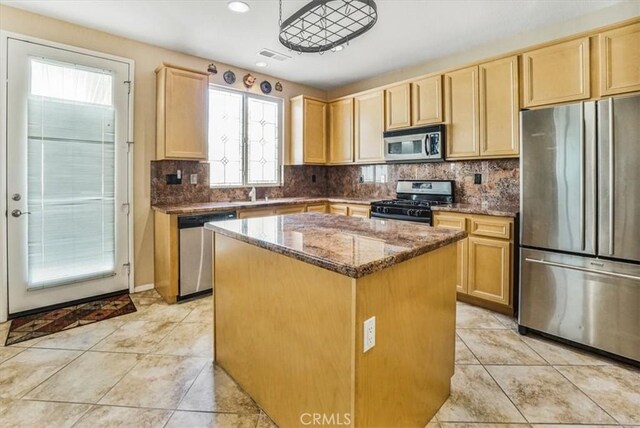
<box><xmin>519</xmin><ymin>93</ymin><xmax>640</xmax><ymax>362</ymax></box>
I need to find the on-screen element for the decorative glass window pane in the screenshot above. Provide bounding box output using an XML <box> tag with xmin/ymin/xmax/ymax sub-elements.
<box><xmin>209</xmin><ymin>89</ymin><xmax>244</xmax><ymax>186</ymax></box>
<box><xmin>247</xmin><ymin>97</ymin><xmax>280</xmax><ymax>185</ymax></box>
<box><xmin>28</xmin><ymin>59</ymin><xmax>116</xmax><ymax>288</ymax></box>
<box><xmin>208</xmin><ymin>87</ymin><xmax>282</xmax><ymax>187</ymax></box>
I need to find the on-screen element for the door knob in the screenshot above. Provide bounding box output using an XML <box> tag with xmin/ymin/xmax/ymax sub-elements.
<box><xmin>11</xmin><ymin>209</ymin><xmax>31</xmax><ymax>218</ymax></box>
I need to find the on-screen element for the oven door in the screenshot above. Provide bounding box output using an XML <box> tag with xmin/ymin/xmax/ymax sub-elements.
<box><xmin>384</xmin><ymin>133</ymin><xmax>428</xmax><ymax>161</ymax></box>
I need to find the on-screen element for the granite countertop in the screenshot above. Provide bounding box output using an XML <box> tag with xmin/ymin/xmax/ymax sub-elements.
<box><xmin>152</xmin><ymin>197</ymin><xmax>379</xmax><ymax>215</ymax></box>
<box><xmin>431</xmin><ymin>202</ymin><xmax>519</xmax><ymax>218</ymax></box>
<box><xmin>204</xmin><ymin>213</ymin><xmax>466</xmax><ymax>279</ymax></box>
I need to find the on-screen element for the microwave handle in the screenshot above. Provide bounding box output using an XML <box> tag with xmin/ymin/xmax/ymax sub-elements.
<box><xmin>424</xmin><ymin>134</ymin><xmax>430</xmax><ymax>156</ymax></box>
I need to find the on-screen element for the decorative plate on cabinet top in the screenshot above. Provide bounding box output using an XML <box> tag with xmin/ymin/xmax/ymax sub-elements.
<box><xmin>223</xmin><ymin>70</ymin><xmax>236</xmax><ymax>84</ymax></box>
<box><xmin>260</xmin><ymin>81</ymin><xmax>272</xmax><ymax>94</ymax></box>
<box><xmin>274</xmin><ymin>81</ymin><xmax>283</xmax><ymax>92</ymax></box>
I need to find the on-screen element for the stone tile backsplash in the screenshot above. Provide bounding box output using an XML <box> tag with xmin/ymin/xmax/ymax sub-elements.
<box><xmin>151</xmin><ymin>159</ymin><xmax>519</xmax><ymax>207</ymax></box>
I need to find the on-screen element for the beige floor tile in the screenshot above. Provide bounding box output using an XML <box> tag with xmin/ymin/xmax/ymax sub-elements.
<box><xmin>486</xmin><ymin>365</ymin><xmax>616</xmax><ymax>424</ymax></box>
<box><xmin>457</xmin><ymin>329</ymin><xmax>546</xmax><ymax>365</ymax></box>
<box><xmin>182</xmin><ymin>298</ymin><xmax>214</xmax><ymax>323</ymax></box>
<box><xmin>425</xmin><ymin>423</ymin><xmax>440</xmax><ymax>428</ymax></box>
<box><xmin>30</xmin><ymin>319</ymin><xmax>125</xmax><ymax>351</ymax></box>
<box><xmin>0</xmin><ymin>346</ymin><xmax>23</xmax><ymax>364</ymax></box>
<box><xmin>135</xmin><ymin>303</ymin><xmax>194</xmax><ymax>322</ymax></box>
<box><xmin>455</xmin><ymin>334</ymin><xmax>479</xmax><ymax>364</ymax></box>
<box><xmin>165</xmin><ymin>410</ymin><xmax>258</xmax><ymax>428</ymax></box>
<box><xmin>556</xmin><ymin>365</ymin><xmax>640</xmax><ymax>425</ymax></box>
<box><xmin>492</xmin><ymin>313</ymin><xmax>519</xmax><ymax>330</ymax></box>
<box><xmin>0</xmin><ymin>348</ymin><xmax>80</xmax><ymax>398</ymax></box>
<box><xmin>25</xmin><ymin>351</ymin><xmax>143</xmax><ymax>403</ymax></box>
<box><xmin>257</xmin><ymin>411</ymin><xmax>279</xmax><ymax>428</ymax></box>
<box><xmin>178</xmin><ymin>363</ymin><xmax>260</xmax><ymax>414</ymax></box>
<box><xmin>436</xmin><ymin>365</ymin><xmax>526</xmax><ymax>423</ymax></box>
<box><xmin>73</xmin><ymin>405</ymin><xmax>173</xmax><ymax>428</ymax></box>
<box><xmin>456</xmin><ymin>304</ymin><xmax>507</xmax><ymax>329</ymax></box>
<box><xmin>152</xmin><ymin>322</ymin><xmax>213</xmax><ymax>357</ymax></box>
<box><xmin>520</xmin><ymin>335</ymin><xmax>613</xmax><ymax>366</ymax></box>
<box><xmin>99</xmin><ymin>354</ymin><xmax>207</xmax><ymax>409</ymax></box>
<box><xmin>531</xmin><ymin>425</ymin><xmax>620</xmax><ymax>428</ymax></box>
<box><xmin>92</xmin><ymin>320</ymin><xmax>177</xmax><ymax>353</ymax></box>
<box><xmin>0</xmin><ymin>399</ymin><xmax>90</xmax><ymax>428</ymax></box>
<box><xmin>0</xmin><ymin>398</ymin><xmax>15</xmax><ymax>414</ymax></box>
<box><xmin>439</xmin><ymin>424</ymin><xmax>530</xmax><ymax>428</ymax></box>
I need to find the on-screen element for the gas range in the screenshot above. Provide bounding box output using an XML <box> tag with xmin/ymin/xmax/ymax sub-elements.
<box><xmin>371</xmin><ymin>180</ymin><xmax>454</xmax><ymax>224</ymax></box>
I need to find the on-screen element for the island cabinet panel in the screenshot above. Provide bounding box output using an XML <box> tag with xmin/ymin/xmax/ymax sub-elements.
<box><xmin>213</xmin><ymin>235</ymin><xmax>355</xmax><ymax>428</ymax></box>
<box><xmin>156</xmin><ymin>64</ymin><xmax>209</xmax><ymax>160</ymax></box>
<box><xmin>153</xmin><ymin>211</ymin><xmax>179</xmax><ymax>303</ymax></box>
<box><xmin>348</xmin><ymin>205</ymin><xmax>370</xmax><ymax>218</ymax></box>
<box><xmin>291</xmin><ymin>96</ymin><xmax>327</xmax><ymax>164</ymax></box>
<box><xmin>306</xmin><ymin>203</ymin><xmax>328</xmax><ymax>213</ymax></box>
<box><xmin>411</xmin><ymin>75</ymin><xmax>443</xmax><ymax>126</ymax></box>
<box><xmin>385</xmin><ymin>83</ymin><xmax>411</xmax><ymax>130</ymax></box>
<box><xmin>212</xmin><ymin>233</ymin><xmax>458</xmax><ymax>428</ymax></box>
<box><xmin>599</xmin><ymin>23</ymin><xmax>640</xmax><ymax>96</ymax></box>
<box><xmin>445</xmin><ymin>66</ymin><xmax>480</xmax><ymax>159</ymax></box>
<box><xmin>354</xmin><ymin>244</ymin><xmax>456</xmax><ymax>427</ymax></box>
<box><xmin>522</xmin><ymin>37</ymin><xmax>590</xmax><ymax>107</ymax></box>
<box><xmin>354</xmin><ymin>90</ymin><xmax>385</xmax><ymax>163</ymax></box>
<box><xmin>479</xmin><ymin>56</ymin><xmax>520</xmax><ymax>157</ymax></box>
<box><xmin>330</xmin><ymin>204</ymin><xmax>349</xmax><ymax>215</ymax></box>
<box><xmin>433</xmin><ymin>211</ymin><xmax>514</xmax><ymax>314</ymax></box>
<box><xmin>328</xmin><ymin>98</ymin><xmax>354</xmax><ymax>164</ymax></box>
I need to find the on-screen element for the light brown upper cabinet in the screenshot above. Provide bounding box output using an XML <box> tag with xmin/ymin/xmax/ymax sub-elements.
<box><xmin>354</xmin><ymin>90</ymin><xmax>385</xmax><ymax>163</ymax></box>
<box><xmin>156</xmin><ymin>64</ymin><xmax>209</xmax><ymax>160</ymax></box>
<box><xmin>291</xmin><ymin>96</ymin><xmax>327</xmax><ymax>164</ymax></box>
<box><xmin>328</xmin><ymin>98</ymin><xmax>354</xmax><ymax>164</ymax></box>
<box><xmin>445</xmin><ymin>66</ymin><xmax>479</xmax><ymax>159</ymax></box>
<box><xmin>479</xmin><ymin>56</ymin><xmax>519</xmax><ymax>157</ymax></box>
<box><xmin>599</xmin><ymin>22</ymin><xmax>640</xmax><ymax>96</ymax></box>
<box><xmin>411</xmin><ymin>75</ymin><xmax>443</xmax><ymax>126</ymax></box>
<box><xmin>522</xmin><ymin>37</ymin><xmax>590</xmax><ymax>108</ymax></box>
<box><xmin>384</xmin><ymin>83</ymin><xmax>411</xmax><ymax>130</ymax></box>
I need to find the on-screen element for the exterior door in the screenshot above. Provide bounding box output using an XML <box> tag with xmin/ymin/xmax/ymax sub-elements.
<box><xmin>6</xmin><ymin>37</ymin><xmax>131</xmax><ymax>314</ymax></box>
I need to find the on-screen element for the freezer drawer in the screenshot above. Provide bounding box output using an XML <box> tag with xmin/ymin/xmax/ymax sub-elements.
<box><xmin>519</xmin><ymin>248</ymin><xmax>640</xmax><ymax>361</ymax></box>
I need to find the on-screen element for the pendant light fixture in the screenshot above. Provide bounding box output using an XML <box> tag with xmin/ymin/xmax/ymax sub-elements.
<box><xmin>278</xmin><ymin>0</ymin><xmax>378</xmax><ymax>54</ymax></box>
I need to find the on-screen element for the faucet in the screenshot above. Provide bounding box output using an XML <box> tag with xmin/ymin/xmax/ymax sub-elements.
<box><xmin>249</xmin><ymin>187</ymin><xmax>257</xmax><ymax>202</ymax></box>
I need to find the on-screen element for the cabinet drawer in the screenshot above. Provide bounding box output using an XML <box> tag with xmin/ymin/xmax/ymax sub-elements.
<box><xmin>237</xmin><ymin>208</ymin><xmax>276</xmax><ymax>219</ymax></box>
<box><xmin>433</xmin><ymin>213</ymin><xmax>467</xmax><ymax>231</ymax></box>
<box><xmin>275</xmin><ymin>205</ymin><xmax>306</xmax><ymax>215</ymax></box>
<box><xmin>306</xmin><ymin>203</ymin><xmax>328</xmax><ymax>213</ymax></box>
<box><xmin>348</xmin><ymin>205</ymin><xmax>370</xmax><ymax>218</ymax></box>
<box><xmin>470</xmin><ymin>216</ymin><xmax>512</xmax><ymax>240</ymax></box>
<box><xmin>329</xmin><ymin>204</ymin><xmax>349</xmax><ymax>216</ymax></box>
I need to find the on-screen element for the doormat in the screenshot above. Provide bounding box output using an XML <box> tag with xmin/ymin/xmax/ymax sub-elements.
<box><xmin>4</xmin><ymin>294</ymin><xmax>136</xmax><ymax>346</ymax></box>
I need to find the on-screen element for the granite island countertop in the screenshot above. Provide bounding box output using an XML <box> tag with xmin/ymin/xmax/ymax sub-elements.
<box><xmin>205</xmin><ymin>213</ymin><xmax>467</xmax><ymax>278</ymax></box>
<box><xmin>431</xmin><ymin>202</ymin><xmax>519</xmax><ymax>218</ymax></box>
<box><xmin>152</xmin><ymin>197</ymin><xmax>378</xmax><ymax>215</ymax></box>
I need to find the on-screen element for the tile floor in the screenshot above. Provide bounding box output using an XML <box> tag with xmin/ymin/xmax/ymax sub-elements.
<box><xmin>0</xmin><ymin>290</ymin><xmax>638</xmax><ymax>428</ymax></box>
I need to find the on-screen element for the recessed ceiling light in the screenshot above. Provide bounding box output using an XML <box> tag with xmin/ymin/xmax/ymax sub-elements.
<box><xmin>331</xmin><ymin>45</ymin><xmax>344</xmax><ymax>52</ymax></box>
<box><xmin>255</xmin><ymin>61</ymin><xmax>267</xmax><ymax>68</ymax></box>
<box><xmin>228</xmin><ymin>1</ymin><xmax>250</xmax><ymax>13</ymax></box>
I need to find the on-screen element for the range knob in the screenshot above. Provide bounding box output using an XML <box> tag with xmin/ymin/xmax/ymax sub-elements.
<box><xmin>415</xmin><ymin>209</ymin><xmax>424</xmax><ymax>216</ymax></box>
<box><xmin>407</xmin><ymin>209</ymin><xmax>415</xmax><ymax>216</ymax></box>
<box><xmin>382</xmin><ymin>207</ymin><xmax>390</xmax><ymax>214</ymax></box>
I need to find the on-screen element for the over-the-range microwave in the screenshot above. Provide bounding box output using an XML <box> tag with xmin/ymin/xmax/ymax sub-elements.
<box><xmin>383</xmin><ymin>124</ymin><xmax>445</xmax><ymax>162</ymax></box>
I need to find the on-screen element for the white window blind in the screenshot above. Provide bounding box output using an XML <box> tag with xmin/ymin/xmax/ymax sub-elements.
<box><xmin>208</xmin><ymin>87</ymin><xmax>282</xmax><ymax>187</ymax></box>
<box><xmin>27</xmin><ymin>58</ymin><xmax>116</xmax><ymax>288</ymax></box>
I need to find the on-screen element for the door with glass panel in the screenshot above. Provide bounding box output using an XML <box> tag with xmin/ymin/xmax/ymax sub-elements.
<box><xmin>6</xmin><ymin>38</ymin><xmax>131</xmax><ymax>315</ymax></box>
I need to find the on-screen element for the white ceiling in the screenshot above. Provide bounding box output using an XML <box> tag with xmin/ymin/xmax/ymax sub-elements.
<box><xmin>1</xmin><ymin>0</ymin><xmax>625</xmax><ymax>89</ymax></box>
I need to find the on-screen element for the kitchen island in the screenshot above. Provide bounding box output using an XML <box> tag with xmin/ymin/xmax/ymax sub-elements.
<box><xmin>205</xmin><ymin>213</ymin><xmax>466</xmax><ymax>427</ymax></box>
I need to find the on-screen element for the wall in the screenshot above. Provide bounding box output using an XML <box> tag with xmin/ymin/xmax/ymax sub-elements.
<box><xmin>327</xmin><ymin>1</ymin><xmax>640</xmax><ymax>99</ymax></box>
<box><xmin>0</xmin><ymin>5</ymin><xmax>326</xmax><ymax>288</ymax></box>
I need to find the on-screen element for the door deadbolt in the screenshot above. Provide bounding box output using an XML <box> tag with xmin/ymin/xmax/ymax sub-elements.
<box><xmin>11</xmin><ymin>193</ymin><xmax>21</xmax><ymax>201</ymax></box>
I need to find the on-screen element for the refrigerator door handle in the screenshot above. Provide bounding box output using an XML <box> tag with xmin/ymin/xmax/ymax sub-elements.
<box><xmin>608</xmin><ymin>99</ymin><xmax>615</xmax><ymax>256</ymax></box>
<box><xmin>579</xmin><ymin>103</ymin><xmax>585</xmax><ymax>251</ymax></box>
<box><xmin>524</xmin><ymin>257</ymin><xmax>640</xmax><ymax>281</ymax></box>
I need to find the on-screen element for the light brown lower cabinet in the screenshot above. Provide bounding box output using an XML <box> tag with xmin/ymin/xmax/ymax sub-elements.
<box><xmin>274</xmin><ymin>205</ymin><xmax>306</xmax><ymax>215</ymax></box>
<box><xmin>237</xmin><ymin>208</ymin><xmax>276</xmax><ymax>219</ymax></box>
<box><xmin>306</xmin><ymin>203</ymin><xmax>328</xmax><ymax>213</ymax></box>
<box><xmin>329</xmin><ymin>204</ymin><xmax>349</xmax><ymax>215</ymax></box>
<box><xmin>433</xmin><ymin>211</ymin><xmax>514</xmax><ymax>314</ymax></box>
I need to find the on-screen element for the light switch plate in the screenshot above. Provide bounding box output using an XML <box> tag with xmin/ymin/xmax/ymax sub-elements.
<box><xmin>190</xmin><ymin>174</ymin><xmax>198</xmax><ymax>185</ymax></box>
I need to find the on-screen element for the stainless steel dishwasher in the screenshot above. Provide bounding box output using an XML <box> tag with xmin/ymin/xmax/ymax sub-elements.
<box><xmin>178</xmin><ymin>211</ymin><xmax>236</xmax><ymax>299</ymax></box>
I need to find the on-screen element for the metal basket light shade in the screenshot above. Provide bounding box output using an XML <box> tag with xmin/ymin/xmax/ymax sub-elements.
<box><xmin>279</xmin><ymin>0</ymin><xmax>378</xmax><ymax>54</ymax></box>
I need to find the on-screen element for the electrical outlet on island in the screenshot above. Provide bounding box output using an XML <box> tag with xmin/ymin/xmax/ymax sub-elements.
<box><xmin>363</xmin><ymin>316</ymin><xmax>376</xmax><ymax>352</ymax></box>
